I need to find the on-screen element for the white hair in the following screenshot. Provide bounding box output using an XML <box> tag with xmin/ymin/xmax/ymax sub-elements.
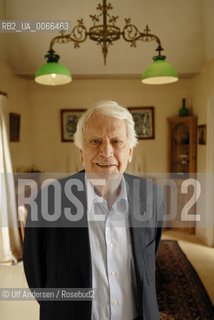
<box><xmin>74</xmin><ymin>100</ymin><xmax>138</xmax><ymax>149</ymax></box>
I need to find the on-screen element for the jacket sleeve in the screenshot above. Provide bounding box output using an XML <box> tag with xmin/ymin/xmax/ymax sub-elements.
<box><xmin>23</xmin><ymin>198</ymin><xmax>47</xmax><ymax>304</ymax></box>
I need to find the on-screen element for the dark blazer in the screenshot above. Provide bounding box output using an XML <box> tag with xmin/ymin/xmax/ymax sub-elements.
<box><xmin>23</xmin><ymin>170</ymin><xmax>165</xmax><ymax>320</ymax></box>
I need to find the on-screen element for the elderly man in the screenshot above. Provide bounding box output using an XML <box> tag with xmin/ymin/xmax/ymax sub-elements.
<box><xmin>23</xmin><ymin>100</ymin><xmax>165</xmax><ymax>320</ymax></box>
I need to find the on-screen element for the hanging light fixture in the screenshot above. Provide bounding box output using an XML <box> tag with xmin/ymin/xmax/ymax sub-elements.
<box><xmin>142</xmin><ymin>47</ymin><xmax>178</xmax><ymax>85</ymax></box>
<box><xmin>35</xmin><ymin>0</ymin><xmax>178</xmax><ymax>86</ymax></box>
<box><xmin>35</xmin><ymin>49</ymin><xmax>72</xmax><ymax>85</ymax></box>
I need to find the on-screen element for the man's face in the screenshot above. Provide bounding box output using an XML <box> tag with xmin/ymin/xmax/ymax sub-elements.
<box><xmin>80</xmin><ymin>112</ymin><xmax>133</xmax><ymax>176</ymax></box>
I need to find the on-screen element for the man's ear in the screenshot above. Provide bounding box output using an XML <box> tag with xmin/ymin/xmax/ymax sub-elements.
<box><xmin>80</xmin><ymin>149</ymin><xmax>84</xmax><ymax>163</ymax></box>
<box><xmin>128</xmin><ymin>148</ymin><xmax>133</xmax><ymax>163</ymax></box>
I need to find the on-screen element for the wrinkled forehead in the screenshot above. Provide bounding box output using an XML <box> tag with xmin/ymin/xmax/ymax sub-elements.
<box><xmin>84</xmin><ymin>112</ymin><xmax>127</xmax><ymax>138</ymax></box>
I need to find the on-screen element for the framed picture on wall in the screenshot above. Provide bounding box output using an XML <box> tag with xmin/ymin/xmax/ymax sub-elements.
<box><xmin>128</xmin><ymin>106</ymin><xmax>155</xmax><ymax>139</ymax></box>
<box><xmin>9</xmin><ymin>112</ymin><xmax>21</xmax><ymax>142</ymax></box>
<box><xmin>61</xmin><ymin>109</ymin><xmax>86</xmax><ymax>142</ymax></box>
<box><xmin>197</xmin><ymin>124</ymin><xmax>206</xmax><ymax>145</ymax></box>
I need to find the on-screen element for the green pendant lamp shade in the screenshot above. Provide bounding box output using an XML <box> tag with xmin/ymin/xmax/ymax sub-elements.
<box><xmin>142</xmin><ymin>55</ymin><xmax>178</xmax><ymax>85</ymax></box>
<box><xmin>35</xmin><ymin>49</ymin><xmax>72</xmax><ymax>86</ymax></box>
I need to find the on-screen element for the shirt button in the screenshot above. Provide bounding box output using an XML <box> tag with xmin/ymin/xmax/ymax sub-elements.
<box><xmin>110</xmin><ymin>243</ymin><xmax>114</xmax><ymax>248</ymax></box>
<box><xmin>113</xmin><ymin>300</ymin><xmax>118</xmax><ymax>305</ymax></box>
<box><xmin>111</xmin><ymin>271</ymin><xmax>116</xmax><ymax>276</ymax></box>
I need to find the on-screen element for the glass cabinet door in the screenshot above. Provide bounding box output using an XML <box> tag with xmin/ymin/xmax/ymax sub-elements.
<box><xmin>168</xmin><ymin>116</ymin><xmax>197</xmax><ymax>177</ymax></box>
<box><xmin>171</xmin><ymin>123</ymin><xmax>190</xmax><ymax>173</ymax></box>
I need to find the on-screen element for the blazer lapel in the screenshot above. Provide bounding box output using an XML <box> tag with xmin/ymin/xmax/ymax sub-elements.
<box><xmin>124</xmin><ymin>173</ymin><xmax>148</xmax><ymax>282</ymax></box>
<box><xmin>77</xmin><ymin>170</ymin><xmax>92</xmax><ymax>288</ymax></box>
<box><xmin>62</xmin><ymin>170</ymin><xmax>92</xmax><ymax>288</ymax></box>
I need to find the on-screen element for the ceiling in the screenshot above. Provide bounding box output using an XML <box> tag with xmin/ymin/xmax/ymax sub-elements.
<box><xmin>1</xmin><ymin>0</ymin><xmax>213</xmax><ymax>78</ymax></box>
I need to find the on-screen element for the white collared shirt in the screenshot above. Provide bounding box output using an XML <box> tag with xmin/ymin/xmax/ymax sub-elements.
<box><xmin>85</xmin><ymin>174</ymin><xmax>138</xmax><ymax>320</ymax></box>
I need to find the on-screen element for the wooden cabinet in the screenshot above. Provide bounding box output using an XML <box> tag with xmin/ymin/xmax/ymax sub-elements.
<box><xmin>167</xmin><ymin>116</ymin><xmax>197</xmax><ymax>234</ymax></box>
<box><xmin>168</xmin><ymin>116</ymin><xmax>197</xmax><ymax>175</ymax></box>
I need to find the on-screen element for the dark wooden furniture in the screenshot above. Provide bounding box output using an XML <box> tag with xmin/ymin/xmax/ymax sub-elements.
<box><xmin>168</xmin><ymin>116</ymin><xmax>197</xmax><ymax>175</ymax></box>
<box><xmin>167</xmin><ymin>116</ymin><xmax>197</xmax><ymax>234</ymax></box>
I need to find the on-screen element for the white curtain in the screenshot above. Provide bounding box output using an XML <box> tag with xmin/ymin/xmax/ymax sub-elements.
<box><xmin>0</xmin><ymin>94</ymin><xmax>22</xmax><ymax>263</ymax></box>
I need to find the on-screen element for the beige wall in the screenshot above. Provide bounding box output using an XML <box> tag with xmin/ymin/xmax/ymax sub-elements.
<box><xmin>26</xmin><ymin>77</ymin><xmax>193</xmax><ymax>173</ymax></box>
<box><xmin>201</xmin><ymin>0</ymin><xmax>214</xmax><ymax>63</ymax></box>
<box><xmin>191</xmin><ymin>59</ymin><xmax>214</xmax><ymax>246</ymax></box>
<box><xmin>0</xmin><ymin>61</ymin><xmax>32</xmax><ymax>169</ymax></box>
<box><xmin>25</xmin><ymin>64</ymin><xmax>214</xmax><ymax>246</ymax></box>
<box><xmin>1</xmin><ymin>58</ymin><xmax>214</xmax><ymax>246</ymax></box>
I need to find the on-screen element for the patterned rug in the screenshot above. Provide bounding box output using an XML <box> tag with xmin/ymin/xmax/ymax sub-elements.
<box><xmin>156</xmin><ymin>240</ymin><xmax>214</xmax><ymax>320</ymax></box>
